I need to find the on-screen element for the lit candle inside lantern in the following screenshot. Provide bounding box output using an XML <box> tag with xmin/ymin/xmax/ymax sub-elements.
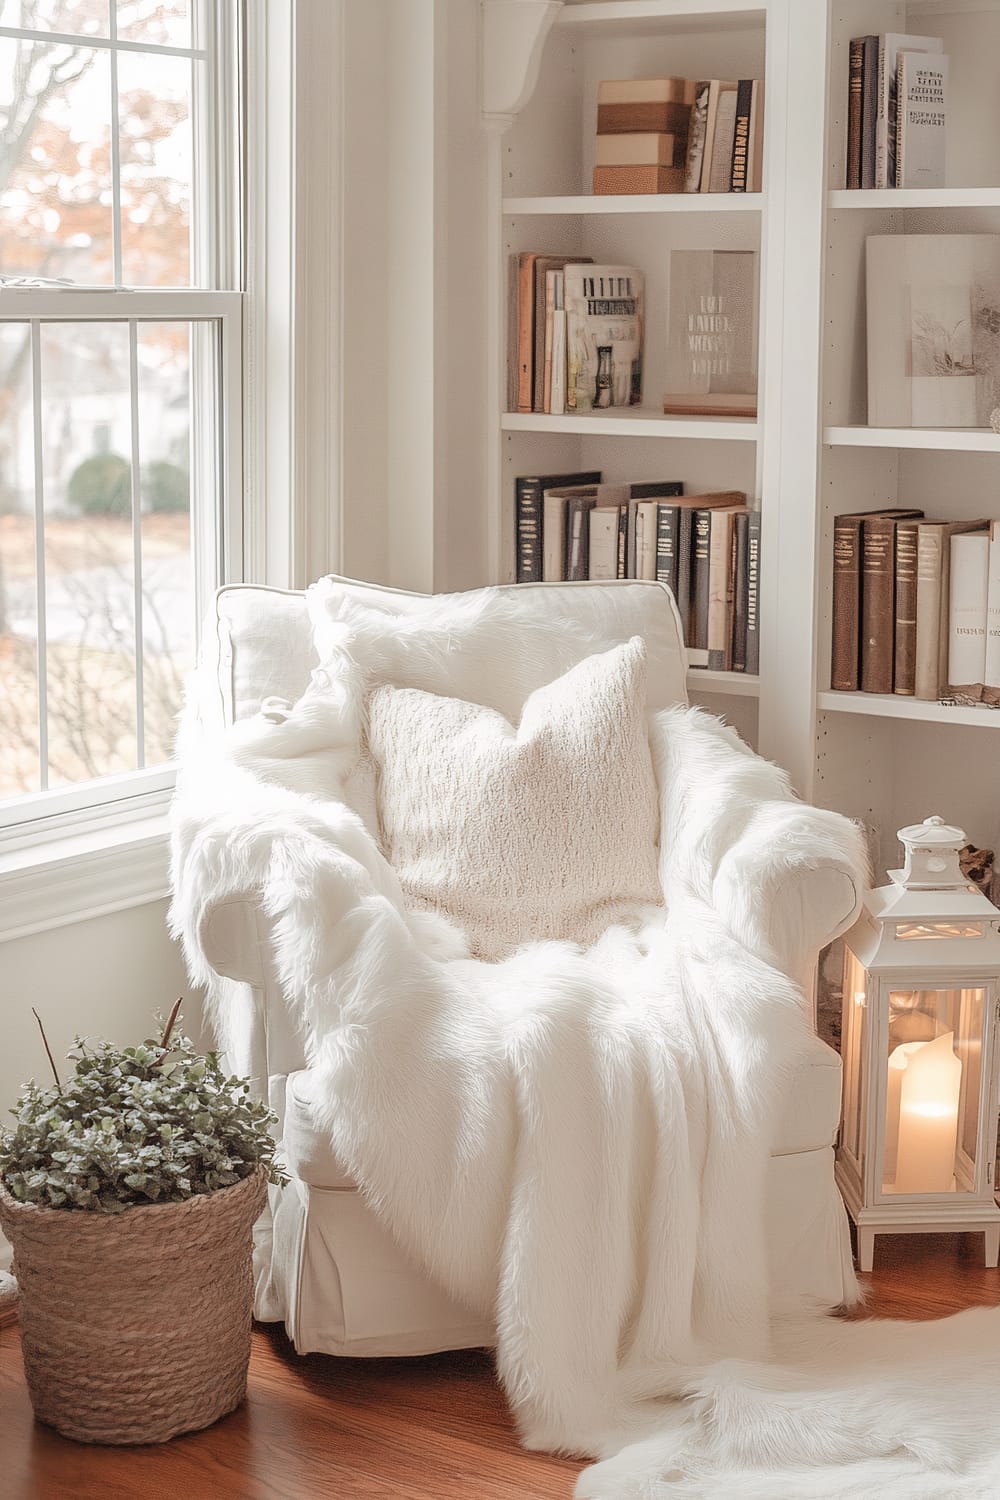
<box><xmin>893</xmin><ymin>1031</ymin><xmax>962</xmax><ymax>1194</ymax></box>
<box><xmin>885</xmin><ymin>1041</ymin><xmax>925</xmax><ymax>1184</ymax></box>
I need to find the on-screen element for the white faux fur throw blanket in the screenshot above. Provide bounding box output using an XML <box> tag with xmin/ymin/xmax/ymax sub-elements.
<box><xmin>171</xmin><ymin>637</ymin><xmax>1000</xmax><ymax>1499</ymax></box>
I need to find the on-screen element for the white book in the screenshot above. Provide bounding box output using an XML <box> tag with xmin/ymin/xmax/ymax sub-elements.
<box><xmin>635</xmin><ymin>501</ymin><xmax>658</xmax><ymax>580</ymax></box>
<box><xmin>985</xmin><ymin>520</ymin><xmax>1000</xmax><ymax>701</ymax></box>
<box><xmin>948</xmin><ymin>531</ymin><xmax>990</xmax><ymax>696</ymax></box>
<box><xmin>874</xmin><ymin>32</ymin><xmax>942</xmax><ymax>189</ymax></box>
<box><xmin>896</xmin><ymin>51</ymin><xmax>947</xmax><ymax>190</ymax></box>
<box><xmin>588</xmin><ymin>507</ymin><xmax>621</xmax><ymax>580</ymax></box>
<box><xmin>550</xmin><ymin>274</ymin><xmax>566</xmax><ymax>416</ymax></box>
<box><xmin>542</xmin><ymin>490</ymin><xmax>567</xmax><ymax>582</ymax></box>
<box><xmin>707</xmin><ymin>85</ymin><xmax>738</xmax><ymax>193</ymax></box>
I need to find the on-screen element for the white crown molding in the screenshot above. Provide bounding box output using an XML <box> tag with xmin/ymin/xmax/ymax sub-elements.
<box><xmin>481</xmin><ymin>0</ymin><xmax>562</xmax><ymax>125</ymax></box>
<box><xmin>0</xmin><ymin>818</ymin><xmax>170</xmax><ymax>944</ymax></box>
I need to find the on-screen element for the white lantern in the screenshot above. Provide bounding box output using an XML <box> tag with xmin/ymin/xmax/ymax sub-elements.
<box><xmin>835</xmin><ymin>815</ymin><xmax>1000</xmax><ymax>1272</ymax></box>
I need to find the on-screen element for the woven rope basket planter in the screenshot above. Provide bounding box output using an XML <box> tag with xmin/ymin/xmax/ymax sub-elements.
<box><xmin>0</xmin><ymin>1169</ymin><xmax>267</xmax><ymax>1445</ymax></box>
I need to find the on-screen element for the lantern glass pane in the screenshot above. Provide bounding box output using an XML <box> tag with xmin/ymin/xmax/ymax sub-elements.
<box><xmin>883</xmin><ymin>987</ymin><xmax>985</xmax><ymax>1196</ymax></box>
<box><xmin>895</xmin><ymin>922</ymin><xmax>984</xmax><ymax>940</ymax></box>
<box><xmin>841</xmin><ymin>948</ymin><xmax>867</xmax><ymax>1174</ymax></box>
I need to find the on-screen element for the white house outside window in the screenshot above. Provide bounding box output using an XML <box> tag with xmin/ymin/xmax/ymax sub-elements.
<box><xmin>0</xmin><ymin>0</ymin><xmax>242</xmax><ymax>832</ymax></box>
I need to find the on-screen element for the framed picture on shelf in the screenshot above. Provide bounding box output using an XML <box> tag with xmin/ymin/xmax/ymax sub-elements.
<box><xmin>662</xmin><ymin>249</ymin><xmax>758</xmax><ymax>419</ymax></box>
<box><xmin>866</xmin><ymin>234</ymin><xmax>1000</xmax><ymax>428</ymax></box>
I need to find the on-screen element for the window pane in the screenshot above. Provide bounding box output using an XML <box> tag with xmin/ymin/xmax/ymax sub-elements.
<box><xmin>39</xmin><ymin>319</ymin><xmax>138</xmax><ymax>786</ymax></box>
<box><xmin>0</xmin><ymin>321</ymin><xmax>40</xmax><ymax>798</ymax></box>
<box><xmin>0</xmin><ymin>1</ymin><xmax>110</xmax><ymax>38</ymax></box>
<box><xmin>117</xmin><ymin>48</ymin><xmax>193</xmax><ymax>286</ymax></box>
<box><xmin>0</xmin><ymin>37</ymin><xmax>113</xmax><ymax>283</ymax></box>
<box><xmin>136</xmin><ymin>319</ymin><xmax>190</xmax><ymax>766</ymax></box>
<box><xmin>116</xmin><ymin>0</ymin><xmax>190</xmax><ymax>49</ymax></box>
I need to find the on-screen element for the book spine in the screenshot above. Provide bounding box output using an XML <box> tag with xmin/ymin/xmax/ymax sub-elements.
<box><xmin>617</xmin><ymin>505</ymin><xmax>629</xmax><ymax>578</ymax></box>
<box><xmin>542</xmin><ymin>493</ymin><xmax>565</xmax><ymax>583</ymax></box>
<box><xmin>691</xmin><ymin>510</ymin><xmax>713</xmax><ymax>661</ymax></box>
<box><xmin>745</xmin><ymin>512</ymin><xmax>761</xmax><ymax>675</ymax></box>
<box><xmin>685</xmin><ymin>82</ymin><xmax>710</xmax><ymax>193</ymax></box>
<box><xmin>699</xmin><ymin>80</ymin><xmax>721</xmax><ymax>193</ymax></box>
<box><xmin>515</xmin><ymin>478</ymin><xmax>542</xmax><ymax>583</ymax></box>
<box><xmin>847</xmin><ymin>39</ymin><xmax>864</xmax><ymax>189</ymax></box>
<box><xmin>730</xmin><ymin>80</ymin><xmax>752</xmax><ymax>191</ymax></box>
<box><xmin>731</xmin><ymin>511</ymin><xmax>749</xmax><ymax>672</ymax></box>
<box><xmin>831</xmin><ymin>514</ymin><xmax>862</xmax><ymax>690</ymax></box>
<box><xmin>708</xmin><ymin>86</ymin><xmax>738</xmax><ymax>192</ymax></box>
<box><xmin>874</xmin><ymin>33</ymin><xmax>889</xmax><ymax>188</ymax></box>
<box><xmin>542</xmin><ymin>272</ymin><xmax>555</xmax><ymax>414</ymax></box>
<box><xmin>985</xmin><ymin>521</ymin><xmax>1000</xmax><ymax>705</ymax></box>
<box><xmin>914</xmin><ymin>527</ymin><xmax>944</xmax><ymax>700</ymax></box>
<box><xmin>517</xmin><ymin>255</ymin><xmax>535</xmax><ymax>413</ymax></box>
<box><xmin>566</xmin><ymin>498</ymin><xmax>594</xmax><ymax>581</ymax></box>
<box><xmin>861</xmin><ymin>36</ymin><xmax>879</xmax><ymax>189</ymax></box>
<box><xmin>550</xmin><ymin>302</ymin><xmax>566</xmax><ymax>417</ymax></box>
<box><xmin>749</xmin><ymin>78</ymin><xmax>765</xmax><ymax>192</ymax></box>
<box><xmin>587</xmin><ymin>507</ymin><xmax>618</xmax><ymax>581</ymax></box>
<box><xmin>677</xmin><ymin>507</ymin><xmax>695</xmax><ymax>642</ymax></box>
<box><xmin>656</xmin><ymin>505</ymin><xmax>679</xmax><ymax>597</ymax></box>
<box><xmin>948</xmin><ymin>533</ymin><xmax>990</xmax><ymax>701</ymax></box>
<box><xmin>707</xmin><ymin>510</ymin><xmax>732</xmax><ymax>669</ymax></box>
<box><xmin>893</xmin><ymin>520</ymin><xmax>919</xmax><ymax>695</ymax></box>
<box><xmin>860</xmin><ymin>514</ymin><xmax>896</xmax><ymax>693</ymax></box>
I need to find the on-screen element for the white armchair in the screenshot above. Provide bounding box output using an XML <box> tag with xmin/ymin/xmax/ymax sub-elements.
<box><xmin>174</xmin><ymin>576</ymin><xmax>864</xmax><ymax>1357</ymax></box>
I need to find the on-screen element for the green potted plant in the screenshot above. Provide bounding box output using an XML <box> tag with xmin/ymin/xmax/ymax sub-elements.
<box><xmin>0</xmin><ymin>1001</ymin><xmax>284</xmax><ymax>1445</ymax></box>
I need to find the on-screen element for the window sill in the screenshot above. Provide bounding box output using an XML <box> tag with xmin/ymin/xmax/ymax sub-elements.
<box><xmin>0</xmin><ymin>816</ymin><xmax>171</xmax><ymax>943</ymax></box>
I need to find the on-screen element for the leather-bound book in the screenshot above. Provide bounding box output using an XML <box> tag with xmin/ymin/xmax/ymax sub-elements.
<box><xmin>861</xmin><ymin>510</ymin><xmax>923</xmax><ymax>694</ymax></box>
<box><xmin>831</xmin><ymin>508</ymin><xmax>919</xmax><ymax>691</ymax></box>
<box><xmin>731</xmin><ymin>510</ymin><xmax>750</xmax><ymax>672</ymax></box>
<box><xmin>846</xmin><ymin>38</ymin><xmax>864</xmax><ymax>189</ymax></box>
<box><xmin>893</xmin><ymin>518</ymin><xmax>920</xmax><ymax>695</ymax></box>
<box><xmin>745</xmin><ymin>511</ymin><xmax>761</xmax><ymax>675</ymax></box>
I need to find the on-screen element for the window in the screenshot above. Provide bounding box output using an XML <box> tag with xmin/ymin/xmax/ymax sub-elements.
<box><xmin>0</xmin><ymin>0</ymin><xmax>241</xmax><ymax>831</ymax></box>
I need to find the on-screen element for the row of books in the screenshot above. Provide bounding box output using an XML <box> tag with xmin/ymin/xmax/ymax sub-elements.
<box><xmin>515</xmin><ymin>469</ymin><xmax>760</xmax><ymax>674</ymax></box>
<box><xmin>846</xmin><ymin>32</ymin><xmax>947</xmax><ymax>190</ymax></box>
<box><xmin>831</xmin><ymin>510</ymin><xmax>1000</xmax><ymax>704</ymax></box>
<box><xmin>510</xmin><ymin>256</ymin><xmax>644</xmax><ymax>415</ymax></box>
<box><xmin>591</xmin><ymin>76</ymin><xmax>764</xmax><ymax>195</ymax></box>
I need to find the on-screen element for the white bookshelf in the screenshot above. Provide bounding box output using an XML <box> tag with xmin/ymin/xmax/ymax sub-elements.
<box><xmin>483</xmin><ymin>0</ymin><xmax>1000</xmax><ymax>872</ymax></box>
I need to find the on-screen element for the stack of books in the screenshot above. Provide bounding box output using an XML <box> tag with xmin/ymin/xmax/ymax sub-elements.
<box><xmin>515</xmin><ymin>469</ymin><xmax>761</xmax><ymax>674</ymax></box>
<box><xmin>593</xmin><ymin>78</ymin><xmax>695</xmax><ymax>194</ymax></box>
<box><xmin>846</xmin><ymin>33</ymin><xmax>947</xmax><ymax>190</ymax></box>
<box><xmin>831</xmin><ymin>510</ymin><xmax>1000</xmax><ymax>704</ymax></box>
<box><xmin>511</xmin><ymin>254</ymin><xmax>643</xmax><ymax>414</ymax></box>
<box><xmin>592</xmin><ymin>76</ymin><xmax>764</xmax><ymax>195</ymax></box>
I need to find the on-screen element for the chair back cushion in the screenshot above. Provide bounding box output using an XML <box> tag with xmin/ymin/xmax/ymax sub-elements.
<box><xmin>366</xmin><ymin>637</ymin><xmax>663</xmax><ymax>959</ymax></box>
<box><xmin>205</xmin><ymin>576</ymin><xmax>687</xmax><ymax>732</ymax></box>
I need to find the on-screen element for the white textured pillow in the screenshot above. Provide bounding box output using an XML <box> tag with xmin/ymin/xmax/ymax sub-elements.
<box><xmin>365</xmin><ymin>637</ymin><xmax>663</xmax><ymax>960</ymax></box>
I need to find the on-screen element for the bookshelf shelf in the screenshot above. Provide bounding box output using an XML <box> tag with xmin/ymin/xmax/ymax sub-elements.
<box><xmin>503</xmin><ymin>193</ymin><xmax>763</xmax><ymax>215</ymax></box>
<box><xmin>688</xmin><ymin>669</ymin><xmax>760</xmax><ymax>697</ymax></box>
<box><xmin>824</xmin><ymin>426</ymin><xmax>1000</xmax><ymax>453</ymax></box>
<box><xmin>817</xmin><ymin>693</ymin><xmax>1000</xmax><ymax>729</ymax></box>
<box><xmin>501</xmin><ymin>410</ymin><xmax>759</xmax><ymax>441</ymax></box>
<box><xmin>828</xmin><ymin>187</ymin><xmax>1000</xmax><ymax>210</ymax></box>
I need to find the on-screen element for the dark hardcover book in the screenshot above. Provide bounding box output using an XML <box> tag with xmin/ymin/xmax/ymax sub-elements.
<box><xmin>626</xmin><ymin>480</ymin><xmax>683</xmax><ymax>576</ymax></box>
<box><xmin>731</xmin><ymin>510</ymin><xmax>750</xmax><ymax>672</ymax></box>
<box><xmin>861</xmin><ymin>35</ymin><xmax>879</xmax><ymax>189</ymax></box>
<box><xmin>515</xmin><ymin>470</ymin><xmax>601</xmax><ymax>583</ymax></box>
<box><xmin>861</xmin><ymin>510</ymin><xmax>924</xmax><ymax>693</ymax></box>
<box><xmin>690</xmin><ymin>509</ymin><xmax>713</xmax><ymax>663</ymax></box>
<box><xmin>566</xmin><ymin>492</ymin><xmax>600</xmax><ymax>580</ymax></box>
<box><xmin>656</xmin><ymin>505</ymin><xmax>680</xmax><ymax>597</ymax></box>
<box><xmin>745</xmin><ymin>511</ymin><xmax>761</xmax><ymax>675</ymax></box>
<box><xmin>617</xmin><ymin>505</ymin><xmax>628</xmax><ymax>579</ymax></box>
<box><xmin>846</xmin><ymin>39</ymin><xmax>865</xmax><ymax>189</ymax></box>
<box><xmin>730</xmin><ymin>79</ymin><xmax>752</xmax><ymax>191</ymax></box>
<box><xmin>893</xmin><ymin>518</ymin><xmax>919</xmax><ymax>695</ymax></box>
<box><xmin>677</xmin><ymin>506</ymin><xmax>695</xmax><ymax>644</ymax></box>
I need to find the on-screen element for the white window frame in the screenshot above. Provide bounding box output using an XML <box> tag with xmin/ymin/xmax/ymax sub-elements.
<box><xmin>0</xmin><ymin>6</ymin><xmax>244</xmax><ymax>849</ymax></box>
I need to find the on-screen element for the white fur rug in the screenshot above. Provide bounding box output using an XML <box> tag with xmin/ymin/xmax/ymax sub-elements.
<box><xmin>171</xmin><ymin>617</ymin><xmax>1000</xmax><ymax>1499</ymax></box>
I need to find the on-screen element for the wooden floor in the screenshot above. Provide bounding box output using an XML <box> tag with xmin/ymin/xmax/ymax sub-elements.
<box><xmin>2</xmin><ymin>1233</ymin><xmax>999</xmax><ymax>1500</ymax></box>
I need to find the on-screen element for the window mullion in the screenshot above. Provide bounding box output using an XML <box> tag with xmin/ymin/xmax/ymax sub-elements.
<box><xmin>109</xmin><ymin>7</ymin><xmax>123</xmax><ymax>286</ymax></box>
<box><xmin>127</xmin><ymin>321</ymin><xmax>146</xmax><ymax>769</ymax></box>
<box><xmin>29</xmin><ymin>320</ymin><xmax>48</xmax><ymax>792</ymax></box>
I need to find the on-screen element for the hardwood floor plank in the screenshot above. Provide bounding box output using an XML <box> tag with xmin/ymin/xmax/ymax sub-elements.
<box><xmin>2</xmin><ymin>1235</ymin><xmax>998</xmax><ymax>1500</ymax></box>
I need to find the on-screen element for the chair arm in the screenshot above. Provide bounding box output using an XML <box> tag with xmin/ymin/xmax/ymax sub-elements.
<box><xmin>652</xmin><ymin>706</ymin><xmax>868</xmax><ymax>980</ymax></box>
<box><xmin>199</xmin><ymin>896</ymin><xmax>269</xmax><ymax>987</ymax></box>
